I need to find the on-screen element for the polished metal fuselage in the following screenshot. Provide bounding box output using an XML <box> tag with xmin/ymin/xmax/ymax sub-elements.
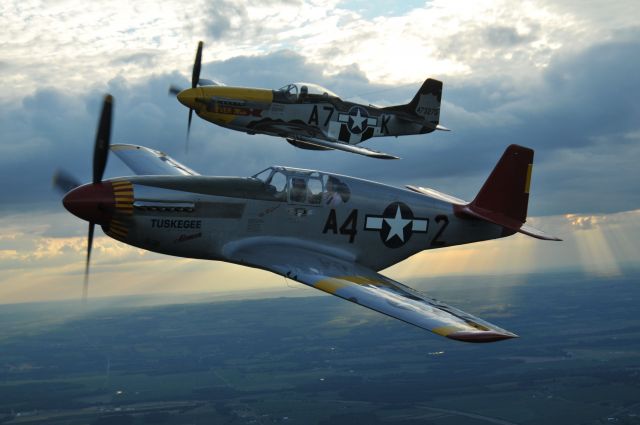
<box><xmin>105</xmin><ymin>172</ymin><xmax>505</xmax><ymax>271</ymax></box>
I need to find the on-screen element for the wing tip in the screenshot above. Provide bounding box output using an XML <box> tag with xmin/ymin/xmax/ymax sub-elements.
<box><xmin>378</xmin><ymin>154</ymin><xmax>400</xmax><ymax>160</ymax></box>
<box><xmin>446</xmin><ymin>331</ymin><xmax>519</xmax><ymax>343</ymax></box>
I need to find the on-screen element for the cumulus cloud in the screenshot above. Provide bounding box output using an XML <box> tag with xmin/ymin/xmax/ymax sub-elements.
<box><xmin>1</xmin><ymin>32</ymin><xmax>640</xmax><ymax>217</ymax></box>
<box><xmin>565</xmin><ymin>214</ymin><xmax>605</xmax><ymax>230</ymax></box>
<box><xmin>0</xmin><ymin>0</ymin><xmax>638</xmax><ymax>220</ymax></box>
<box><xmin>3</xmin><ymin>0</ymin><xmax>634</xmax><ymax>101</ymax></box>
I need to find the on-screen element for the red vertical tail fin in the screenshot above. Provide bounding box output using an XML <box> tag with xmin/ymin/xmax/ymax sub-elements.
<box><xmin>471</xmin><ymin>144</ymin><xmax>532</xmax><ymax>224</ymax></box>
<box><xmin>455</xmin><ymin>144</ymin><xmax>560</xmax><ymax>241</ymax></box>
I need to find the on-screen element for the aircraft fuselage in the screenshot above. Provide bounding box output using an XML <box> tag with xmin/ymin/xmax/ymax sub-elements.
<box><xmin>178</xmin><ymin>85</ymin><xmax>436</xmax><ymax>147</ymax></box>
<box><xmin>95</xmin><ymin>171</ymin><xmax>505</xmax><ymax>272</ymax></box>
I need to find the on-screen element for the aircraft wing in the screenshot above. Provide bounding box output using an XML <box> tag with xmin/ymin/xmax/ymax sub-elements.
<box><xmin>246</xmin><ymin>120</ymin><xmax>399</xmax><ymax>159</ymax></box>
<box><xmin>289</xmin><ymin>136</ymin><xmax>400</xmax><ymax>160</ymax></box>
<box><xmin>223</xmin><ymin>240</ymin><xmax>517</xmax><ymax>342</ymax></box>
<box><xmin>111</xmin><ymin>144</ymin><xmax>199</xmax><ymax>176</ymax></box>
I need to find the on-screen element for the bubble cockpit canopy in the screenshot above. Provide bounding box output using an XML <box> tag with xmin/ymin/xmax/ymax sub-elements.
<box><xmin>277</xmin><ymin>82</ymin><xmax>340</xmax><ymax>100</ymax></box>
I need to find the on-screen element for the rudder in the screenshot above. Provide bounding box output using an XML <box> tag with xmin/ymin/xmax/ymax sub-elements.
<box><xmin>471</xmin><ymin>144</ymin><xmax>533</xmax><ymax>224</ymax></box>
<box><xmin>383</xmin><ymin>78</ymin><xmax>443</xmax><ymax>127</ymax></box>
<box><xmin>455</xmin><ymin>144</ymin><xmax>561</xmax><ymax>241</ymax></box>
<box><xmin>408</xmin><ymin>78</ymin><xmax>442</xmax><ymax>126</ymax></box>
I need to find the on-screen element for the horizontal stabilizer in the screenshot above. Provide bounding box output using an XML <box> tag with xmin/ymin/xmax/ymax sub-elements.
<box><xmin>111</xmin><ymin>144</ymin><xmax>199</xmax><ymax>176</ymax></box>
<box><xmin>392</xmin><ymin>113</ymin><xmax>450</xmax><ymax>132</ymax></box>
<box><xmin>406</xmin><ymin>185</ymin><xmax>466</xmax><ymax>205</ymax></box>
<box><xmin>455</xmin><ymin>204</ymin><xmax>561</xmax><ymax>241</ymax></box>
<box><xmin>519</xmin><ymin>223</ymin><xmax>562</xmax><ymax>241</ymax></box>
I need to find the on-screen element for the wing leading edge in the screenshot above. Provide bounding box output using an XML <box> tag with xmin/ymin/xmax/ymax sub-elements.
<box><xmin>288</xmin><ymin>136</ymin><xmax>400</xmax><ymax>160</ymax></box>
<box><xmin>224</xmin><ymin>240</ymin><xmax>517</xmax><ymax>342</ymax></box>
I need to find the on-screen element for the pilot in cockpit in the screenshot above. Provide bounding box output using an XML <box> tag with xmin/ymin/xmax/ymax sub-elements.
<box><xmin>290</xmin><ymin>177</ymin><xmax>308</xmax><ymax>203</ymax></box>
<box><xmin>299</xmin><ymin>85</ymin><xmax>308</xmax><ymax>102</ymax></box>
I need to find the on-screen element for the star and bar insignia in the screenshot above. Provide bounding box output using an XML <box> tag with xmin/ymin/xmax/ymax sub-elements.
<box><xmin>365</xmin><ymin>202</ymin><xmax>429</xmax><ymax>248</ymax></box>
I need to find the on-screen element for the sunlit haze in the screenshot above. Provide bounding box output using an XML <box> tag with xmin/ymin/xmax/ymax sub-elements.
<box><xmin>1</xmin><ymin>0</ymin><xmax>638</xmax><ymax>304</ymax></box>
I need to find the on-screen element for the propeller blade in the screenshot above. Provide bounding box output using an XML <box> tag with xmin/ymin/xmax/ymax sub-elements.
<box><xmin>53</xmin><ymin>169</ymin><xmax>81</xmax><ymax>194</ymax></box>
<box><xmin>192</xmin><ymin>41</ymin><xmax>203</xmax><ymax>89</ymax></box>
<box><xmin>93</xmin><ymin>94</ymin><xmax>113</xmax><ymax>184</ymax></box>
<box><xmin>83</xmin><ymin>222</ymin><xmax>95</xmax><ymax>303</ymax></box>
<box><xmin>168</xmin><ymin>85</ymin><xmax>183</xmax><ymax>96</ymax></box>
<box><xmin>186</xmin><ymin>108</ymin><xmax>194</xmax><ymax>153</ymax></box>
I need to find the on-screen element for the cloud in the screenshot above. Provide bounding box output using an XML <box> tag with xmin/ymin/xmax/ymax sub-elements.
<box><xmin>565</xmin><ymin>214</ymin><xmax>604</xmax><ymax>231</ymax></box>
<box><xmin>204</xmin><ymin>1</ymin><xmax>249</xmax><ymax>40</ymax></box>
<box><xmin>202</xmin><ymin>0</ymin><xmax>305</xmax><ymax>41</ymax></box>
<box><xmin>483</xmin><ymin>25</ymin><xmax>538</xmax><ymax>47</ymax></box>
<box><xmin>1</xmin><ymin>31</ymin><xmax>640</xmax><ymax>218</ymax></box>
<box><xmin>110</xmin><ymin>52</ymin><xmax>160</xmax><ymax>67</ymax></box>
<box><xmin>2</xmin><ymin>0</ymin><xmax>624</xmax><ymax>100</ymax></box>
<box><xmin>1</xmin><ymin>0</ymin><xmax>639</xmax><ymax>222</ymax></box>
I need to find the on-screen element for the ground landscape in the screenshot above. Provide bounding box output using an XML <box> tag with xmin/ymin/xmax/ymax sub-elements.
<box><xmin>1</xmin><ymin>269</ymin><xmax>639</xmax><ymax>424</ymax></box>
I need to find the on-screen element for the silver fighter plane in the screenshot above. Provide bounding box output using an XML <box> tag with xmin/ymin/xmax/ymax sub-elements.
<box><xmin>58</xmin><ymin>95</ymin><xmax>560</xmax><ymax>343</ymax></box>
<box><xmin>169</xmin><ymin>42</ymin><xmax>449</xmax><ymax>159</ymax></box>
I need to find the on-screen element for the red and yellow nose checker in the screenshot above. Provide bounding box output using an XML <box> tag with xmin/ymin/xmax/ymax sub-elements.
<box><xmin>108</xmin><ymin>180</ymin><xmax>134</xmax><ymax>241</ymax></box>
<box><xmin>171</xmin><ymin>41</ymin><xmax>450</xmax><ymax>160</ymax></box>
<box><xmin>62</xmin><ymin>179</ymin><xmax>134</xmax><ymax>242</ymax></box>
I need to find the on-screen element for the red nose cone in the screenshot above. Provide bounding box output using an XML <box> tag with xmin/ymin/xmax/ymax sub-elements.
<box><xmin>63</xmin><ymin>182</ymin><xmax>115</xmax><ymax>225</ymax></box>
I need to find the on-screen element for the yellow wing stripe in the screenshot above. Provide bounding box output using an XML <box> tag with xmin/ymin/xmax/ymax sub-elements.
<box><xmin>432</xmin><ymin>326</ymin><xmax>461</xmax><ymax>337</ymax></box>
<box><xmin>314</xmin><ymin>278</ymin><xmax>351</xmax><ymax>295</ymax></box>
<box><xmin>313</xmin><ymin>275</ymin><xmax>397</xmax><ymax>295</ymax></box>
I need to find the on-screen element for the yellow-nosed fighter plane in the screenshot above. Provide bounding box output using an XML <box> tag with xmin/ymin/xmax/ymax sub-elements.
<box><xmin>169</xmin><ymin>42</ymin><xmax>449</xmax><ymax>159</ymax></box>
<box><xmin>55</xmin><ymin>95</ymin><xmax>560</xmax><ymax>342</ymax></box>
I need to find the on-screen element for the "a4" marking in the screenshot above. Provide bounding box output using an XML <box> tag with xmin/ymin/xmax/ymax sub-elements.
<box><xmin>322</xmin><ymin>209</ymin><xmax>358</xmax><ymax>243</ymax></box>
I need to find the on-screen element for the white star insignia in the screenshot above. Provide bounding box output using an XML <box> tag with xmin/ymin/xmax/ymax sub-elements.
<box><xmin>350</xmin><ymin>109</ymin><xmax>367</xmax><ymax>131</ymax></box>
<box><xmin>384</xmin><ymin>205</ymin><xmax>411</xmax><ymax>242</ymax></box>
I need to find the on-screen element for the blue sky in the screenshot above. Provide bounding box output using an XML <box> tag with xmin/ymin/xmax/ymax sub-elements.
<box><xmin>0</xmin><ymin>0</ymin><xmax>638</xmax><ymax>303</ymax></box>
